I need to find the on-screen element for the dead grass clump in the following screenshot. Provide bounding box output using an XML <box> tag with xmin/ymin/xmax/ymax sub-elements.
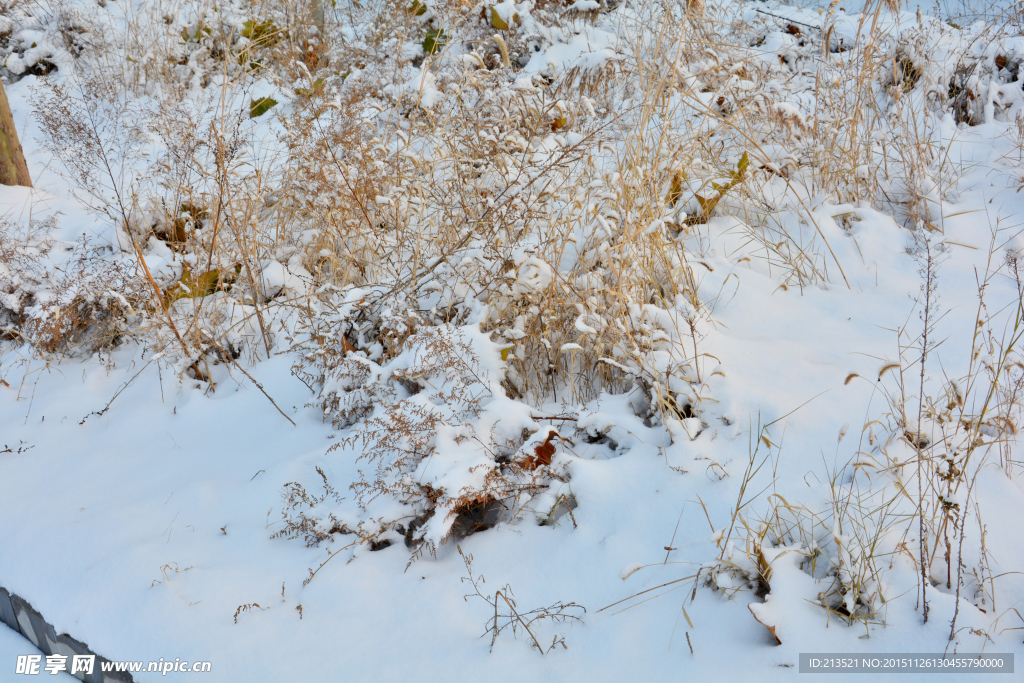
<box><xmin>273</xmin><ymin>466</ymin><xmax>354</xmax><ymax>548</ymax></box>
<box><xmin>0</xmin><ymin>226</ymin><xmax>148</xmax><ymax>354</ymax></box>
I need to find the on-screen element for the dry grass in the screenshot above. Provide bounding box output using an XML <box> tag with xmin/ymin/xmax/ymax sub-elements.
<box><xmin>3</xmin><ymin>0</ymin><xmax>1022</xmax><ymax>618</ymax></box>
<box><xmin>685</xmin><ymin>225</ymin><xmax>1024</xmax><ymax>637</ymax></box>
<box><xmin>459</xmin><ymin>545</ymin><xmax>585</xmax><ymax>654</ymax></box>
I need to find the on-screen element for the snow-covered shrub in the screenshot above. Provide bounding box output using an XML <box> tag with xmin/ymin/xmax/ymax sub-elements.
<box><xmin>286</xmin><ymin>316</ymin><xmax>579</xmax><ymax>559</ymax></box>
<box><xmin>0</xmin><ymin>224</ymin><xmax>148</xmax><ymax>353</ymax></box>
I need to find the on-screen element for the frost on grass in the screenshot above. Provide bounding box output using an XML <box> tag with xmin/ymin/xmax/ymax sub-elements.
<box><xmin>3</xmin><ymin>0</ymin><xmax>1024</xmax><ymax>664</ymax></box>
<box><xmin>284</xmin><ymin>321</ymin><xmax>572</xmax><ymax>560</ymax></box>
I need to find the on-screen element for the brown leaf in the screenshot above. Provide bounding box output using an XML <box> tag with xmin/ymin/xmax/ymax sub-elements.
<box><xmin>533</xmin><ymin>439</ymin><xmax>556</xmax><ymax>467</ymax></box>
<box><xmin>518</xmin><ymin>431</ymin><xmax>557</xmax><ymax>470</ymax></box>
<box><xmin>748</xmin><ymin>603</ymin><xmax>782</xmax><ymax>645</ymax></box>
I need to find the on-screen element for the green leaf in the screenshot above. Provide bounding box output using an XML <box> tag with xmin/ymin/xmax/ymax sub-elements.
<box><xmin>422</xmin><ymin>28</ymin><xmax>447</xmax><ymax>55</ymax></box>
<box><xmin>181</xmin><ymin>22</ymin><xmax>212</xmax><ymax>44</ymax></box>
<box><xmin>490</xmin><ymin>7</ymin><xmax>509</xmax><ymax>30</ymax></box>
<box><xmin>241</xmin><ymin>18</ymin><xmax>280</xmax><ymax>46</ymax></box>
<box><xmin>490</xmin><ymin>7</ymin><xmax>518</xmax><ymax>30</ymax></box>
<box><xmin>164</xmin><ymin>266</ymin><xmax>237</xmax><ymax>306</ymax></box>
<box><xmin>295</xmin><ymin>78</ymin><xmax>326</xmax><ymax>97</ymax></box>
<box><xmin>736</xmin><ymin>151</ymin><xmax>749</xmax><ymax>178</ymax></box>
<box><xmin>249</xmin><ymin>97</ymin><xmax>278</xmax><ymax>118</ymax></box>
<box><xmin>409</xmin><ymin>0</ymin><xmax>428</xmax><ymax>16</ymax></box>
<box><xmin>179</xmin><ymin>203</ymin><xmax>209</xmax><ymax>222</ymax></box>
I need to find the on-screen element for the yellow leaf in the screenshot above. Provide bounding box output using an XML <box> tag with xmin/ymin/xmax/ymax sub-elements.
<box><xmin>164</xmin><ymin>265</ymin><xmax>238</xmax><ymax>306</ymax></box>
<box><xmin>666</xmin><ymin>170</ymin><xmax>686</xmax><ymax>206</ymax></box>
<box><xmin>490</xmin><ymin>6</ymin><xmax>511</xmax><ymax>30</ymax></box>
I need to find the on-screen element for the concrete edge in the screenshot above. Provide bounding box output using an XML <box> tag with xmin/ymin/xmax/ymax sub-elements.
<box><xmin>0</xmin><ymin>584</ymin><xmax>132</xmax><ymax>682</ymax></box>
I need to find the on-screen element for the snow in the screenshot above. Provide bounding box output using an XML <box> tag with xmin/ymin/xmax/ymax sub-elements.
<box><xmin>388</xmin><ymin>69</ymin><xmax>443</xmax><ymax>110</ymax></box>
<box><xmin>1</xmin><ymin>0</ymin><xmax>1024</xmax><ymax>680</ymax></box>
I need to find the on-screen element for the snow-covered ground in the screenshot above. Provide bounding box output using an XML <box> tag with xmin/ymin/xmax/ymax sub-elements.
<box><xmin>1</xmin><ymin>0</ymin><xmax>1023</xmax><ymax>680</ymax></box>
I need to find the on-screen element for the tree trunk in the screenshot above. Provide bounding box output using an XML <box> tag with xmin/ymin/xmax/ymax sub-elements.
<box><xmin>0</xmin><ymin>80</ymin><xmax>31</xmax><ymax>188</ymax></box>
